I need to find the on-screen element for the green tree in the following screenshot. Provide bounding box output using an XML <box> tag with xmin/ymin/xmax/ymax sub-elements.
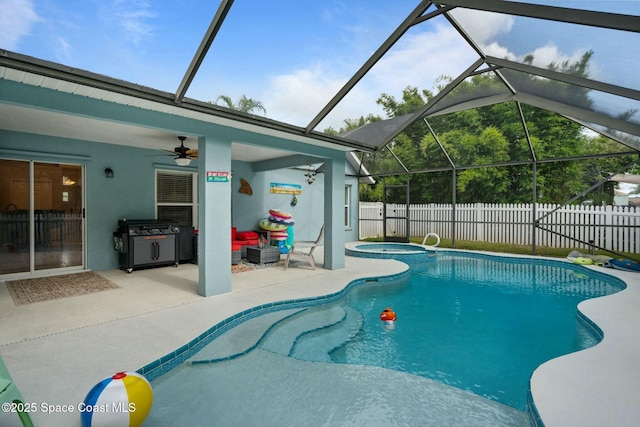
<box><xmin>324</xmin><ymin>114</ymin><xmax>382</xmax><ymax>135</ymax></box>
<box><xmin>215</xmin><ymin>95</ymin><xmax>266</xmax><ymax>115</ymax></box>
<box><xmin>362</xmin><ymin>51</ymin><xmax>623</xmax><ymax>204</ymax></box>
<box><xmin>349</xmin><ymin>50</ymin><xmax>634</xmax><ymax>205</ymax></box>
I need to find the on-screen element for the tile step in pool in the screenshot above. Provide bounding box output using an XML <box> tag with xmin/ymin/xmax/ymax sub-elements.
<box><xmin>189</xmin><ymin>308</ymin><xmax>304</xmax><ymax>363</ymax></box>
<box><xmin>260</xmin><ymin>305</ymin><xmax>347</xmax><ymax>356</ymax></box>
<box><xmin>290</xmin><ymin>305</ymin><xmax>363</xmax><ymax>363</ymax></box>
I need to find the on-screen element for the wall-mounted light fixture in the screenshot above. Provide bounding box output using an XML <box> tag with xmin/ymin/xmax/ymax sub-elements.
<box><xmin>105</xmin><ymin>167</ymin><xmax>114</xmax><ymax>178</ymax></box>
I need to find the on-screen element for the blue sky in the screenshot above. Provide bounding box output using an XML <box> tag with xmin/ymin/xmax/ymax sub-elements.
<box><xmin>1</xmin><ymin>0</ymin><xmax>638</xmax><ymax>131</ymax></box>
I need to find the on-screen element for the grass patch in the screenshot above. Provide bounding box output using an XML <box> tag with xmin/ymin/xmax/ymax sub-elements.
<box><xmin>362</xmin><ymin>237</ymin><xmax>629</xmax><ymax>259</ymax></box>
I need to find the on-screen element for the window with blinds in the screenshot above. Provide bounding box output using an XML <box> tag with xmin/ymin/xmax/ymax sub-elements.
<box><xmin>156</xmin><ymin>170</ymin><xmax>197</xmax><ymax>227</ymax></box>
<box><xmin>157</xmin><ymin>172</ymin><xmax>193</xmax><ymax>203</ymax></box>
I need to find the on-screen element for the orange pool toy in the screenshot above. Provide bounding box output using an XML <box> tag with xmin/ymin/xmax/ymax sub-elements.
<box><xmin>379</xmin><ymin>306</ymin><xmax>397</xmax><ymax>323</ymax></box>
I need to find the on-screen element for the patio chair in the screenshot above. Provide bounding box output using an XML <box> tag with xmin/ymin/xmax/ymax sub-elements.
<box><xmin>0</xmin><ymin>356</ymin><xmax>34</xmax><ymax>427</ymax></box>
<box><xmin>284</xmin><ymin>225</ymin><xmax>324</xmax><ymax>270</ymax></box>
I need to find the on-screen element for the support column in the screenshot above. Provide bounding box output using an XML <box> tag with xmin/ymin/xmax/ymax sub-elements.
<box><xmin>323</xmin><ymin>155</ymin><xmax>345</xmax><ymax>270</ymax></box>
<box><xmin>197</xmin><ymin>135</ymin><xmax>232</xmax><ymax>296</ymax></box>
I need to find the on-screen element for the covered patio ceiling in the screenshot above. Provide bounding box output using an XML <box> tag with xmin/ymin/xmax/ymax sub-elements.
<box><xmin>0</xmin><ymin>0</ymin><xmax>639</xmax><ymax>167</ymax></box>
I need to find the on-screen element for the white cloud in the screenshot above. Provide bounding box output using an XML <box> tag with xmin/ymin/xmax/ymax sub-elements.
<box><xmin>55</xmin><ymin>36</ymin><xmax>72</xmax><ymax>62</ymax></box>
<box><xmin>255</xmin><ymin>8</ymin><xmax>593</xmax><ymax>131</ymax></box>
<box><xmin>0</xmin><ymin>0</ymin><xmax>39</xmax><ymax>50</ymax></box>
<box><xmin>525</xmin><ymin>44</ymin><xmax>586</xmax><ymax>69</ymax></box>
<box><xmin>262</xmin><ymin>66</ymin><xmax>347</xmax><ymax>128</ymax></box>
<box><xmin>107</xmin><ymin>0</ymin><xmax>156</xmax><ymax>45</ymax></box>
<box><xmin>449</xmin><ymin>9</ymin><xmax>514</xmax><ymax>45</ymax></box>
<box><xmin>451</xmin><ymin>8</ymin><xmax>589</xmax><ymax>71</ymax></box>
<box><xmin>482</xmin><ymin>42</ymin><xmax>515</xmax><ymax>61</ymax></box>
<box><xmin>261</xmin><ymin>22</ymin><xmax>481</xmax><ymax>130</ymax></box>
<box><xmin>371</xmin><ymin>24</ymin><xmax>477</xmax><ymax>95</ymax></box>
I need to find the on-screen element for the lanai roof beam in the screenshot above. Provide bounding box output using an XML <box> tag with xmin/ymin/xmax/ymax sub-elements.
<box><xmin>304</xmin><ymin>0</ymin><xmax>434</xmax><ymax>134</ymax></box>
<box><xmin>436</xmin><ymin>0</ymin><xmax>640</xmax><ymax>33</ymax></box>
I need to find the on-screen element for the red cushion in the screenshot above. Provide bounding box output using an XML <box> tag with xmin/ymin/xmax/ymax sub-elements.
<box><xmin>231</xmin><ymin>244</ymin><xmax>242</xmax><ymax>251</ymax></box>
<box><xmin>235</xmin><ymin>231</ymin><xmax>259</xmax><ymax>241</ymax></box>
<box><xmin>232</xmin><ymin>239</ymin><xmax>259</xmax><ymax>246</ymax></box>
<box><xmin>231</xmin><ymin>227</ymin><xmax>237</xmax><ymax>240</ymax></box>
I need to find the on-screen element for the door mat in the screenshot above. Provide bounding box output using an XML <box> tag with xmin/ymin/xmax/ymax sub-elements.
<box><xmin>231</xmin><ymin>259</ymin><xmax>286</xmax><ymax>273</ymax></box>
<box><xmin>5</xmin><ymin>271</ymin><xmax>120</xmax><ymax>306</ymax></box>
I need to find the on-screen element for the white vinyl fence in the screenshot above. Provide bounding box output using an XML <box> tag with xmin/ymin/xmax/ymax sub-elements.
<box><xmin>359</xmin><ymin>202</ymin><xmax>640</xmax><ymax>253</ymax></box>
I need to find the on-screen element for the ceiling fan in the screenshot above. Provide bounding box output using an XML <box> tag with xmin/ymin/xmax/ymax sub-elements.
<box><xmin>164</xmin><ymin>136</ymin><xmax>198</xmax><ymax>166</ymax></box>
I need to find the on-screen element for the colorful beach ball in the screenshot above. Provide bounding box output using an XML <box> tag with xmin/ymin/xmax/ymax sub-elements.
<box><xmin>80</xmin><ymin>371</ymin><xmax>153</xmax><ymax>427</ymax></box>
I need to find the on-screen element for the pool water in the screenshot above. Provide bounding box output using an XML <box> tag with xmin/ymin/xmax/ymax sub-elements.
<box><xmin>331</xmin><ymin>254</ymin><xmax>622</xmax><ymax>410</ymax></box>
<box><xmin>145</xmin><ymin>252</ymin><xmax>624</xmax><ymax>426</ymax></box>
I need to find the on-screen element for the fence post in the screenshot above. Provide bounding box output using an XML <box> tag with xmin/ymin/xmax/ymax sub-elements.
<box><xmin>477</xmin><ymin>203</ymin><xmax>484</xmax><ymax>242</ymax></box>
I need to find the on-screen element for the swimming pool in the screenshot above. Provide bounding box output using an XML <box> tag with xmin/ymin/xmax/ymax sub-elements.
<box><xmin>143</xmin><ymin>249</ymin><xmax>624</xmax><ymax>426</ymax></box>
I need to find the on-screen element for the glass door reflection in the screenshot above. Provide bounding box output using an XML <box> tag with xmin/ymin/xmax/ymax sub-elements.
<box><xmin>0</xmin><ymin>159</ymin><xmax>31</xmax><ymax>274</ymax></box>
<box><xmin>0</xmin><ymin>159</ymin><xmax>84</xmax><ymax>276</ymax></box>
<box><xmin>34</xmin><ymin>162</ymin><xmax>83</xmax><ymax>271</ymax></box>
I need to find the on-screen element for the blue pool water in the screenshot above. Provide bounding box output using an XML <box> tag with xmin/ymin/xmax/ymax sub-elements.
<box><xmin>331</xmin><ymin>254</ymin><xmax>623</xmax><ymax>410</ymax></box>
<box><xmin>145</xmin><ymin>251</ymin><xmax>625</xmax><ymax>426</ymax></box>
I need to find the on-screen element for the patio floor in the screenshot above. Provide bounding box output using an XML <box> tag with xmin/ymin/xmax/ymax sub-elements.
<box><xmin>0</xmin><ymin>251</ymin><xmax>406</xmax><ymax>427</ymax></box>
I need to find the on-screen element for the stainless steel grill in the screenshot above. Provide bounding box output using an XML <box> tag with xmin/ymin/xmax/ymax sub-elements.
<box><xmin>113</xmin><ymin>219</ymin><xmax>180</xmax><ymax>273</ymax></box>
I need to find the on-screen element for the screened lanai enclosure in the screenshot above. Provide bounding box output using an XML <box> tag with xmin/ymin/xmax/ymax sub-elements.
<box><xmin>1</xmin><ymin>1</ymin><xmax>639</xmax><ymax>256</ymax></box>
<box><xmin>340</xmin><ymin>2</ymin><xmax>640</xmax><ymax>257</ymax></box>
<box><xmin>333</xmin><ymin>2</ymin><xmax>640</xmax><ymax>256</ymax></box>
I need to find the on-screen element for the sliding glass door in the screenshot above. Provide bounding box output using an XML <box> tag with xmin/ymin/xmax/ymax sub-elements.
<box><xmin>0</xmin><ymin>159</ymin><xmax>84</xmax><ymax>276</ymax></box>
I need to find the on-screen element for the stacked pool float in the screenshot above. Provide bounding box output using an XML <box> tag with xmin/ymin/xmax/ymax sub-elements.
<box><xmin>259</xmin><ymin>209</ymin><xmax>294</xmax><ymax>253</ymax></box>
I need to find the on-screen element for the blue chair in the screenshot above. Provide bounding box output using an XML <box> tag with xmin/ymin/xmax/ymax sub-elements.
<box><xmin>0</xmin><ymin>356</ymin><xmax>34</xmax><ymax>427</ymax></box>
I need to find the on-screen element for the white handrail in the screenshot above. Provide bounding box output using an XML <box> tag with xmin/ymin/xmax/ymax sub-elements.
<box><xmin>422</xmin><ymin>232</ymin><xmax>440</xmax><ymax>247</ymax></box>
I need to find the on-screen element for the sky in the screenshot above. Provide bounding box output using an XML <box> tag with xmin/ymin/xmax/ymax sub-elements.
<box><xmin>1</xmin><ymin>0</ymin><xmax>638</xmax><ymax>131</ymax></box>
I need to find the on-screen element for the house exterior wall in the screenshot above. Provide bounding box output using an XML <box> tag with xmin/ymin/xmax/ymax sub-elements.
<box><xmin>232</xmin><ymin>160</ymin><xmax>359</xmax><ymax>242</ymax></box>
<box><xmin>1</xmin><ymin>129</ymin><xmax>359</xmax><ymax>276</ymax></box>
<box><xmin>344</xmin><ymin>162</ymin><xmax>360</xmax><ymax>243</ymax></box>
<box><xmin>0</xmin><ymin>129</ymin><xmax>186</xmax><ymax>272</ymax></box>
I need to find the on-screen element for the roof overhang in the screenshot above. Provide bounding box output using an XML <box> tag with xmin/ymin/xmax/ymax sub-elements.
<box><xmin>0</xmin><ymin>50</ymin><xmax>372</xmax><ymax>155</ymax></box>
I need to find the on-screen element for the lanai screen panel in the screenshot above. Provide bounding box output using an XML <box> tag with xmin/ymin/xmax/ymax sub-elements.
<box><xmin>422</xmin><ymin>73</ymin><xmax>515</xmax><ymax>117</ymax></box>
<box><xmin>500</xmin><ymin>69</ymin><xmax>640</xmax><ymax>142</ymax></box>
<box><xmin>342</xmin><ymin>115</ymin><xmax>414</xmax><ymax>149</ymax></box>
<box><xmin>449</xmin><ymin>2</ymin><xmax>640</xmax><ymax>95</ymax></box>
<box><xmin>313</xmin><ymin>3</ymin><xmax>482</xmax><ymax>136</ymax></box>
<box><xmin>184</xmin><ymin>1</ymin><xmax>421</xmax><ymax>131</ymax></box>
<box><xmin>580</xmin><ymin>122</ymin><xmax>640</xmax><ymax>153</ymax></box>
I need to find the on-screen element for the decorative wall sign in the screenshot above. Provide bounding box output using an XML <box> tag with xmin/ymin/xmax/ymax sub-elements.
<box><xmin>207</xmin><ymin>171</ymin><xmax>230</xmax><ymax>182</ymax></box>
<box><xmin>270</xmin><ymin>182</ymin><xmax>302</xmax><ymax>194</ymax></box>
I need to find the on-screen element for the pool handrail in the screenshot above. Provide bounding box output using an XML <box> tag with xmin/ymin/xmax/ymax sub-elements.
<box><xmin>421</xmin><ymin>232</ymin><xmax>440</xmax><ymax>249</ymax></box>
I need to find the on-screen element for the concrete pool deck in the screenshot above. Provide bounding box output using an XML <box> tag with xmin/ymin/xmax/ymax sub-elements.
<box><xmin>1</xmin><ymin>246</ymin><xmax>639</xmax><ymax>426</ymax></box>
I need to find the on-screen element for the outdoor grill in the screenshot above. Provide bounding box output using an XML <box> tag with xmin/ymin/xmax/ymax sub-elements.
<box><xmin>113</xmin><ymin>219</ymin><xmax>180</xmax><ymax>273</ymax></box>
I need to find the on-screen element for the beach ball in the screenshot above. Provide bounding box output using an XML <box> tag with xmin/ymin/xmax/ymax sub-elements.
<box><xmin>80</xmin><ymin>371</ymin><xmax>153</xmax><ymax>427</ymax></box>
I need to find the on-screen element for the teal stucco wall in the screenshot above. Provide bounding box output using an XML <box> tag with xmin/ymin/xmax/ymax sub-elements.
<box><xmin>0</xmin><ymin>129</ymin><xmax>181</xmax><ymax>271</ymax></box>
<box><xmin>1</xmin><ymin>129</ymin><xmax>359</xmax><ymax>273</ymax></box>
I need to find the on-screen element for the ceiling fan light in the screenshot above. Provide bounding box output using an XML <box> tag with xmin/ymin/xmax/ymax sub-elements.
<box><xmin>174</xmin><ymin>157</ymin><xmax>191</xmax><ymax>167</ymax></box>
